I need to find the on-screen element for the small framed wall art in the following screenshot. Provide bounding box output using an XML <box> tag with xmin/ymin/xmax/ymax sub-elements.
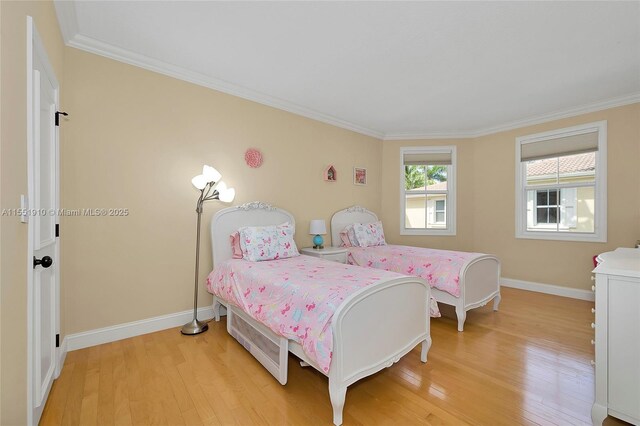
<box><xmin>324</xmin><ymin>165</ymin><xmax>337</xmax><ymax>182</ymax></box>
<box><xmin>354</xmin><ymin>167</ymin><xmax>367</xmax><ymax>185</ymax></box>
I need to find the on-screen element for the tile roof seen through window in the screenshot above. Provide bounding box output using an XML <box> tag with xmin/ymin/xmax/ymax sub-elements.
<box><xmin>407</xmin><ymin>181</ymin><xmax>448</xmax><ymax>192</ymax></box>
<box><xmin>526</xmin><ymin>152</ymin><xmax>595</xmax><ymax>177</ymax></box>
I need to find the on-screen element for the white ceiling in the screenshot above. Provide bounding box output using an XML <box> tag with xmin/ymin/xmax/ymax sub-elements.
<box><xmin>55</xmin><ymin>1</ymin><xmax>640</xmax><ymax>139</ymax></box>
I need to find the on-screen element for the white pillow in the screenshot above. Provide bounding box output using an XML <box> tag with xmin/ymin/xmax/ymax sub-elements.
<box><xmin>239</xmin><ymin>222</ymin><xmax>299</xmax><ymax>261</ymax></box>
<box><xmin>342</xmin><ymin>224</ymin><xmax>359</xmax><ymax>247</ymax></box>
<box><xmin>353</xmin><ymin>221</ymin><xmax>386</xmax><ymax>247</ymax></box>
<box><xmin>275</xmin><ymin>222</ymin><xmax>299</xmax><ymax>258</ymax></box>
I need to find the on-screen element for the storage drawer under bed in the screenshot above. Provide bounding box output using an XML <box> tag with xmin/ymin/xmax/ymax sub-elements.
<box><xmin>226</xmin><ymin>305</ymin><xmax>289</xmax><ymax>385</ymax></box>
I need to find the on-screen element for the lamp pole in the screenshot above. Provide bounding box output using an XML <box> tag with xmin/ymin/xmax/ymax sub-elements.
<box><xmin>181</xmin><ymin>191</ymin><xmax>209</xmax><ymax>335</ymax></box>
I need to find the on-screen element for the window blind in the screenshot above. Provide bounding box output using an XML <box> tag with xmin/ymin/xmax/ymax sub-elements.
<box><xmin>520</xmin><ymin>131</ymin><xmax>598</xmax><ymax>162</ymax></box>
<box><xmin>403</xmin><ymin>151</ymin><xmax>452</xmax><ymax>166</ymax></box>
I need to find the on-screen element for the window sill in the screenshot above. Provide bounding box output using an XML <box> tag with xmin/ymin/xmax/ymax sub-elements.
<box><xmin>401</xmin><ymin>228</ymin><xmax>456</xmax><ymax>236</ymax></box>
<box><xmin>516</xmin><ymin>230</ymin><xmax>606</xmax><ymax>243</ymax></box>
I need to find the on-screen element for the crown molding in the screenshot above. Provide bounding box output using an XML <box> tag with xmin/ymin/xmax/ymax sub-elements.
<box><xmin>63</xmin><ymin>33</ymin><xmax>385</xmax><ymax>139</ymax></box>
<box><xmin>54</xmin><ymin>1</ymin><xmax>638</xmax><ymax>142</ymax></box>
<box><xmin>383</xmin><ymin>93</ymin><xmax>640</xmax><ymax>140</ymax></box>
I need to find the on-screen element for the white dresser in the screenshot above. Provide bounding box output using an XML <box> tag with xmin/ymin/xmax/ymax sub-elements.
<box><xmin>592</xmin><ymin>248</ymin><xmax>640</xmax><ymax>425</ymax></box>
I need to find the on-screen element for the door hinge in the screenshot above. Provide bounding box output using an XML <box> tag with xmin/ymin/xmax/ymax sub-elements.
<box><xmin>55</xmin><ymin>224</ymin><xmax>59</xmax><ymax>237</ymax></box>
<box><xmin>55</xmin><ymin>334</ymin><xmax>60</xmax><ymax>348</ymax></box>
<box><xmin>55</xmin><ymin>111</ymin><xmax>68</xmax><ymax>127</ymax></box>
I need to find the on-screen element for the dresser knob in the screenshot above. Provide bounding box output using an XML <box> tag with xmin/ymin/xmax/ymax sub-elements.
<box><xmin>591</xmin><ymin>339</ymin><xmax>595</xmax><ymax>345</ymax></box>
<box><xmin>591</xmin><ymin>308</ymin><xmax>596</xmax><ymax>314</ymax></box>
<box><xmin>591</xmin><ymin>323</ymin><xmax>596</xmax><ymax>329</ymax></box>
<box><xmin>592</xmin><ymin>285</ymin><xmax>595</xmax><ymax>292</ymax></box>
<box><xmin>591</xmin><ymin>360</ymin><xmax>596</xmax><ymax>366</ymax></box>
<box><xmin>591</xmin><ymin>276</ymin><xmax>596</xmax><ymax>281</ymax></box>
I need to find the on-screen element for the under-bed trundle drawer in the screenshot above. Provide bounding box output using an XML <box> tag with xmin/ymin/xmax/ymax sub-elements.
<box><xmin>227</xmin><ymin>305</ymin><xmax>289</xmax><ymax>385</ymax></box>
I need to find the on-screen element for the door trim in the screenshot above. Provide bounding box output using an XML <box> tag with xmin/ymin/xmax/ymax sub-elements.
<box><xmin>26</xmin><ymin>16</ymin><xmax>61</xmax><ymax>426</ymax></box>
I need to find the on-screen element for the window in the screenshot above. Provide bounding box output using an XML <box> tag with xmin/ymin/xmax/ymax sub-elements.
<box><xmin>401</xmin><ymin>146</ymin><xmax>456</xmax><ymax>235</ymax></box>
<box><xmin>515</xmin><ymin>121</ymin><xmax>606</xmax><ymax>242</ymax></box>
<box><xmin>535</xmin><ymin>189</ymin><xmax>558</xmax><ymax>224</ymax></box>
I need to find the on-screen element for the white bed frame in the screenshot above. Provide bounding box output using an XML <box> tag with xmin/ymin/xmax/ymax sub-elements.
<box><xmin>210</xmin><ymin>201</ymin><xmax>432</xmax><ymax>425</ymax></box>
<box><xmin>331</xmin><ymin>206</ymin><xmax>501</xmax><ymax>332</ymax></box>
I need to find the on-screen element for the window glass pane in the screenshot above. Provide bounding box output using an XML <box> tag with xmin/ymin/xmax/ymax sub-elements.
<box><xmin>526</xmin><ymin>158</ymin><xmax>559</xmax><ymax>186</ymax></box>
<box><xmin>536</xmin><ymin>208</ymin><xmax>547</xmax><ymax>224</ymax></box>
<box><xmin>558</xmin><ymin>152</ymin><xmax>596</xmax><ymax>184</ymax></box>
<box><xmin>426</xmin><ymin>165</ymin><xmax>447</xmax><ymax>190</ymax></box>
<box><xmin>564</xmin><ymin>186</ymin><xmax>595</xmax><ymax>233</ymax></box>
<box><xmin>405</xmin><ymin>194</ymin><xmax>426</xmax><ymax>228</ymax></box>
<box><xmin>537</xmin><ymin>191</ymin><xmax>548</xmax><ymax>205</ymax></box>
<box><xmin>528</xmin><ymin>186</ymin><xmax>594</xmax><ymax>231</ymax></box>
<box><xmin>426</xmin><ymin>194</ymin><xmax>447</xmax><ymax>228</ymax></box>
<box><xmin>405</xmin><ymin>165</ymin><xmax>426</xmax><ymax>191</ymax></box>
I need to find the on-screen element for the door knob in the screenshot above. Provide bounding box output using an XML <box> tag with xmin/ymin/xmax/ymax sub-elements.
<box><xmin>33</xmin><ymin>256</ymin><xmax>53</xmax><ymax>269</ymax></box>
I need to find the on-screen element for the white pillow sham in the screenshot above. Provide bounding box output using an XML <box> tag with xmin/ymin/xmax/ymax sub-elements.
<box><xmin>352</xmin><ymin>221</ymin><xmax>386</xmax><ymax>247</ymax></box>
<box><xmin>239</xmin><ymin>222</ymin><xmax>299</xmax><ymax>261</ymax></box>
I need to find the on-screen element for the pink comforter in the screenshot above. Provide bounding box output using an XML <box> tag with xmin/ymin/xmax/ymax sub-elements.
<box><xmin>347</xmin><ymin>245</ymin><xmax>480</xmax><ymax>297</ymax></box>
<box><xmin>206</xmin><ymin>256</ymin><xmax>423</xmax><ymax>373</ymax></box>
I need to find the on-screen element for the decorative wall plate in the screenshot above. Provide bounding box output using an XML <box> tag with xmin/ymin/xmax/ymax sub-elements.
<box><xmin>245</xmin><ymin>148</ymin><xmax>263</xmax><ymax>168</ymax></box>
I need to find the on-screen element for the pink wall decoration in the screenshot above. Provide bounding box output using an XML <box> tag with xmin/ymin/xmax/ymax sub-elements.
<box><xmin>324</xmin><ymin>165</ymin><xmax>337</xmax><ymax>182</ymax></box>
<box><xmin>245</xmin><ymin>148</ymin><xmax>263</xmax><ymax>168</ymax></box>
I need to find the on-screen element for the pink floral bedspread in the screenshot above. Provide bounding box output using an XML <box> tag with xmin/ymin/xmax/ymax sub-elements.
<box><xmin>206</xmin><ymin>256</ymin><xmax>420</xmax><ymax>374</ymax></box>
<box><xmin>347</xmin><ymin>245</ymin><xmax>480</xmax><ymax>297</ymax></box>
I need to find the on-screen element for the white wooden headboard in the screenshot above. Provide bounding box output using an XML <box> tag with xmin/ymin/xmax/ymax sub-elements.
<box><xmin>330</xmin><ymin>206</ymin><xmax>379</xmax><ymax>247</ymax></box>
<box><xmin>211</xmin><ymin>201</ymin><xmax>296</xmax><ymax>266</ymax></box>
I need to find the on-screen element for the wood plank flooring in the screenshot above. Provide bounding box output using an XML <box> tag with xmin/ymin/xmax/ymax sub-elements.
<box><xmin>40</xmin><ymin>288</ymin><xmax>626</xmax><ymax>425</ymax></box>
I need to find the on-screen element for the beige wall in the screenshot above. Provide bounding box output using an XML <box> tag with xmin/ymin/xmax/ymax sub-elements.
<box><xmin>0</xmin><ymin>1</ymin><xmax>65</xmax><ymax>424</ymax></box>
<box><xmin>61</xmin><ymin>48</ymin><xmax>382</xmax><ymax>335</ymax></box>
<box><xmin>381</xmin><ymin>104</ymin><xmax>640</xmax><ymax>291</ymax></box>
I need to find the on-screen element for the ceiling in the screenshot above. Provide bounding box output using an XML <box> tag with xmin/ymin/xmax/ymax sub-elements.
<box><xmin>54</xmin><ymin>1</ymin><xmax>640</xmax><ymax>139</ymax></box>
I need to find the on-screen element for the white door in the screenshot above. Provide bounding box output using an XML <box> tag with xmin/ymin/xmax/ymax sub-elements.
<box><xmin>27</xmin><ymin>17</ymin><xmax>60</xmax><ymax>425</ymax></box>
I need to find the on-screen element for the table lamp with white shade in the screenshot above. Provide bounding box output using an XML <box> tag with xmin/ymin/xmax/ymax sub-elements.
<box><xmin>182</xmin><ymin>165</ymin><xmax>235</xmax><ymax>335</ymax></box>
<box><xmin>309</xmin><ymin>219</ymin><xmax>327</xmax><ymax>249</ymax></box>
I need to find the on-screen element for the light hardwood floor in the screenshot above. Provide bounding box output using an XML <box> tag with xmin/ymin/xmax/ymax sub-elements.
<box><xmin>41</xmin><ymin>287</ymin><xmax>624</xmax><ymax>425</ymax></box>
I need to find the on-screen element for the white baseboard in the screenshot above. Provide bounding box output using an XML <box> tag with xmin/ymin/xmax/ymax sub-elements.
<box><xmin>63</xmin><ymin>306</ymin><xmax>215</xmax><ymax>352</ymax></box>
<box><xmin>501</xmin><ymin>278</ymin><xmax>594</xmax><ymax>302</ymax></box>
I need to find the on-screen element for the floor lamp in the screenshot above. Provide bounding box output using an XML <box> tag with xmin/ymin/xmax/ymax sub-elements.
<box><xmin>181</xmin><ymin>165</ymin><xmax>236</xmax><ymax>335</ymax></box>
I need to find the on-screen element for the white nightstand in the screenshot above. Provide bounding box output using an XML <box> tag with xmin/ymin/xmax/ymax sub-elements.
<box><xmin>300</xmin><ymin>247</ymin><xmax>348</xmax><ymax>264</ymax></box>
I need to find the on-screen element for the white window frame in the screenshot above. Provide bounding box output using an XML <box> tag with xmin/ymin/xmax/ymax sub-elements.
<box><xmin>515</xmin><ymin>121</ymin><xmax>607</xmax><ymax>242</ymax></box>
<box><xmin>400</xmin><ymin>146</ymin><xmax>456</xmax><ymax>236</ymax></box>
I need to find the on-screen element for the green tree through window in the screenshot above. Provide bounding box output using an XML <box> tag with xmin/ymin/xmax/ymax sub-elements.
<box><xmin>405</xmin><ymin>165</ymin><xmax>447</xmax><ymax>189</ymax></box>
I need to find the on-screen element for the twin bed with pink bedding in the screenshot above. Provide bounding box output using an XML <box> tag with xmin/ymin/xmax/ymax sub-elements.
<box><xmin>207</xmin><ymin>202</ymin><xmax>432</xmax><ymax>426</ymax></box>
<box><xmin>332</xmin><ymin>206</ymin><xmax>501</xmax><ymax>332</ymax></box>
<box><xmin>207</xmin><ymin>255</ymin><xmax>414</xmax><ymax>374</ymax></box>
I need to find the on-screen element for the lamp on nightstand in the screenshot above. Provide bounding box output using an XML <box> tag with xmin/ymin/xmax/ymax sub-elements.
<box><xmin>309</xmin><ymin>219</ymin><xmax>327</xmax><ymax>249</ymax></box>
<box><xmin>181</xmin><ymin>165</ymin><xmax>236</xmax><ymax>335</ymax></box>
